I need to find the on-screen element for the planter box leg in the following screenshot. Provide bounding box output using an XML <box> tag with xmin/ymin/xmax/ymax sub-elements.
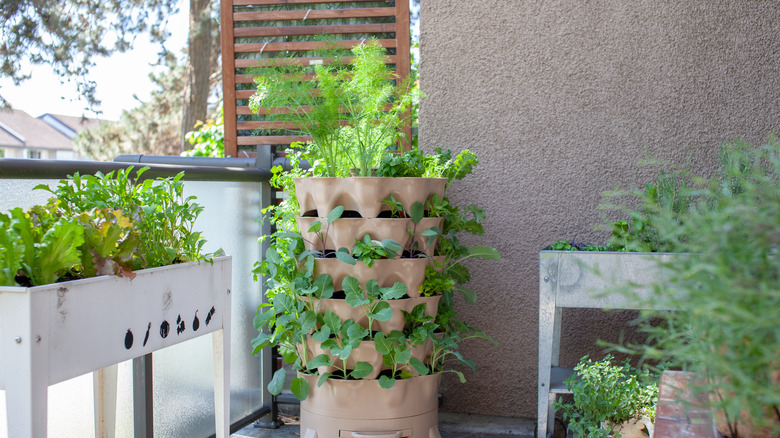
<box><xmin>94</xmin><ymin>364</ymin><xmax>118</xmax><ymax>438</ymax></box>
<box><xmin>6</xmin><ymin>364</ymin><xmax>48</xmax><ymax>438</ymax></box>
<box><xmin>213</xmin><ymin>327</ymin><xmax>230</xmax><ymax>438</ymax></box>
<box><xmin>4</xmin><ymin>292</ymin><xmax>49</xmax><ymax>438</ymax></box>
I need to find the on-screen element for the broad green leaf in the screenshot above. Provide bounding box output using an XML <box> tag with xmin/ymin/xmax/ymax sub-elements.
<box><xmin>365</xmin><ymin>280</ymin><xmax>381</xmax><ymax>300</ymax></box>
<box><xmin>380</xmin><ymin>282</ymin><xmax>407</xmax><ymax>300</ymax></box>
<box><xmin>378</xmin><ymin>375</ymin><xmax>396</xmax><ymax>389</ymax></box>
<box><xmin>253</xmin><ymin>308</ymin><xmax>275</xmax><ymax>330</ymax></box>
<box><xmin>381</xmin><ymin>239</ymin><xmax>403</xmax><ymax>254</ymax></box>
<box><xmin>317</xmin><ymin>372</ymin><xmax>331</xmax><ymax>387</ymax></box>
<box><xmin>410</xmin><ymin>201</ymin><xmax>424</xmax><ymax>224</ymax></box>
<box><xmin>335</xmin><ymin>248</ymin><xmax>356</xmax><ymax>265</ymax></box>
<box><xmin>250</xmin><ymin>332</ymin><xmax>272</xmax><ymax>353</ymax></box>
<box><xmin>373</xmin><ymin>332</ymin><xmax>392</xmax><ymax>354</ymax></box>
<box><xmin>350</xmin><ymin>362</ymin><xmax>374</xmax><ymax>379</ymax></box>
<box><xmin>421</xmin><ymin>227</ymin><xmax>440</xmax><ymax>238</ymax></box>
<box><xmin>369</xmin><ymin>301</ymin><xmax>393</xmax><ymax>321</ymax></box>
<box><xmin>346</xmin><ymin>322</ymin><xmax>369</xmax><ymax>343</ymax></box>
<box><xmin>268</xmin><ymin>368</ymin><xmax>287</xmax><ymax>395</ymax></box>
<box><xmin>460</xmin><ymin>287</ymin><xmax>478</xmax><ymax>305</ymax></box>
<box><xmin>451</xmin><ymin>369</ymin><xmax>467</xmax><ymax>383</ymax></box>
<box><xmin>298</xmin><ymin>311</ymin><xmax>317</xmax><ymax>334</ymax></box>
<box><xmin>327</xmin><ymin>206</ymin><xmax>345</xmax><ymax>223</ymax></box>
<box><xmin>396</xmin><ymin>348</ymin><xmax>411</xmax><ymax>365</ymax></box>
<box><xmin>297</xmin><ymin>250</ymin><xmax>320</xmax><ymax>262</ymax></box>
<box><xmin>283</xmin><ymin>351</ymin><xmax>298</xmax><ymax>364</ymax></box>
<box><xmin>305</xmin><ymin>354</ymin><xmax>332</xmax><ymax>369</ymax></box>
<box><xmin>409</xmin><ymin>357</ymin><xmax>430</xmax><ymax>375</ymax></box>
<box><xmin>312</xmin><ymin>326</ymin><xmax>331</xmax><ymax>342</ymax></box>
<box><xmin>331</xmin><ymin>344</ymin><xmax>353</xmax><ymax>360</ymax></box>
<box><xmin>468</xmin><ymin>245</ymin><xmax>501</xmax><ymax>260</ymax></box>
<box><xmin>313</xmin><ymin>274</ymin><xmax>334</xmax><ymax>299</ymax></box>
<box><xmin>290</xmin><ymin>377</ymin><xmax>310</xmax><ymax>401</ymax></box>
<box><xmin>323</xmin><ymin>311</ymin><xmax>342</xmax><ymax>332</ymax></box>
<box><xmin>273</xmin><ymin>294</ymin><xmax>293</xmax><ymax>314</ymax></box>
<box><xmin>307</xmin><ymin>221</ymin><xmax>322</xmax><ymax>233</ymax></box>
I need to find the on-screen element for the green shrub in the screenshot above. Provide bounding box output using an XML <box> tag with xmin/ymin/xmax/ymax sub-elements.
<box><xmin>617</xmin><ymin>137</ymin><xmax>780</xmax><ymax>436</ymax></box>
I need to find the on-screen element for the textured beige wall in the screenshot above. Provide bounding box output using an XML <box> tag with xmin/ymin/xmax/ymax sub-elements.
<box><xmin>419</xmin><ymin>1</ymin><xmax>780</xmax><ymax>419</ymax></box>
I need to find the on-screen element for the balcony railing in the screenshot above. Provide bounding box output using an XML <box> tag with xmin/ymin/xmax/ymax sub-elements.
<box><xmin>0</xmin><ymin>155</ymin><xmax>274</xmax><ymax>437</ymax></box>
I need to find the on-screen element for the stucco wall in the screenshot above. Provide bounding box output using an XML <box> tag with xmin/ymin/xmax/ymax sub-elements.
<box><xmin>419</xmin><ymin>1</ymin><xmax>780</xmax><ymax>418</ymax></box>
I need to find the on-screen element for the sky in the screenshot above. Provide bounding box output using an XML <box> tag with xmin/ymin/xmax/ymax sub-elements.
<box><xmin>0</xmin><ymin>7</ymin><xmax>189</xmax><ymax>121</ymax></box>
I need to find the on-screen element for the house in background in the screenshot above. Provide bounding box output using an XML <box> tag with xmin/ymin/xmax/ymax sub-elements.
<box><xmin>0</xmin><ymin>109</ymin><xmax>103</xmax><ymax>160</ymax></box>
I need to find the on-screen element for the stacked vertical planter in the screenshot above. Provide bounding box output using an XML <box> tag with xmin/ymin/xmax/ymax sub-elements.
<box><xmin>294</xmin><ymin>176</ymin><xmax>446</xmax><ymax>438</ymax></box>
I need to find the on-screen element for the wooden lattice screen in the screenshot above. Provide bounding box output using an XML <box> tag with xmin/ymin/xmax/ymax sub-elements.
<box><xmin>220</xmin><ymin>0</ymin><xmax>411</xmax><ymax>158</ymax></box>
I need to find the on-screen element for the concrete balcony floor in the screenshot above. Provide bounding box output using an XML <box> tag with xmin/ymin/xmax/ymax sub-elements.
<box><xmin>233</xmin><ymin>412</ymin><xmax>536</xmax><ymax>438</ymax></box>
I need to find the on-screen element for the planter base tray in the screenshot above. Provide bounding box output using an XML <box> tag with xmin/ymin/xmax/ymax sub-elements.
<box><xmin>300</xmin><ymin>407</ymin><xmax>440</xmax><ymax>438</ymax></box>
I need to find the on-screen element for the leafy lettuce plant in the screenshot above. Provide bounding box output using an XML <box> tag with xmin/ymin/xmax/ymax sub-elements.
<box><xmin>0</xmin><ymin>167</ymin><xmax>214</xmax><ymax>287</ymax></box>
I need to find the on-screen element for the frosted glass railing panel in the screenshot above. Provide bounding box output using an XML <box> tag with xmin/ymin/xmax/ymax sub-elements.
<box><xmin>0</xmin><ymin>177</ymin><xmax>265</xmax><ymax>438</ymax></box>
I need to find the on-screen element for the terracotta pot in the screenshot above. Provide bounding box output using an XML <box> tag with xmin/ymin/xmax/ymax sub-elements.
<box><xmin>297</xmin><ymin>216</ymin><xmax>444</xmax><ymax>257</ymax></box>
<box><xmin>312</xmin><ymin>296</ymin><xmax>442</xmax><ymax>333</ymax></box>
<box><xmin>299</xmin><ymin>373</ymin><xmax>441</xmax><ymax>438</ymax></box>
<box><xmin>294</xmin><ymin>177</ymin><xmax>447</xmax><ymax>218</ymax></box>
<box><xmin>303</xmin><ymin>337</ymin><xmax>433</xmax><ymax>380</ymax></box>
<box><xmin>314</xmin><ymin>258</ymin><xmax>438</xmax><ymax>298</ymax></box>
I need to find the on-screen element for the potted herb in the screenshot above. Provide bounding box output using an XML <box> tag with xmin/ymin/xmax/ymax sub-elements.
<box><xmin>250</xmin><ymin>56</ymin><xmax>499</xmax><ymax>434</ymax></box>
<box><xmin>613</xmin><ymin>139</ymin><xmax>780</xmax><ymax>438</ymax></box>
<box><xmin>0</xmin><ymin>167</ymin><xmax>231</xmax><ymax>437</ymax></box>
<box><xmin>555</xmin><ymin>355</ymin><xmax>659</xmax><ymax>438</ymax></box>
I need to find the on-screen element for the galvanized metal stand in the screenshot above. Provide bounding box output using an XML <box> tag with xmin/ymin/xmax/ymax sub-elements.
<box><xmin>537</xmin><ymin>251</ymin><xmax>677</xmax><ymax>438</ymax></box>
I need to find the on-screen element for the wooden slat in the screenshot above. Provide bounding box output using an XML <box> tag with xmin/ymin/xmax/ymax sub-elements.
<box><xmin>239</xmin><ymin>103</ymin><xmax>394</xmax><ymax>115</ymax></box>
<box><xmin>222</xmin><ymin>0</ymin><xmax>239</xmax><ymax>157</ymax></box>
<box><xmin>235</xmin><ymin>55</ymin><xmax>397</xmax><ymax>68</ymax></box>
<box><xmin>236</xmin><ymin>72</ymin><xmax>317</xmax><ymax>84</ymax></box>
<box><xmin>395</xmin><ymin>0</ymin><xmax>411</xmax><ymax>151</ymax></box>
<box><xmin>238</xmin><ymin>121</ymin><xmax>302</xmax><ymax>130</ymax></box>
<box><xmin>222</xmin><ymin>0</ymin><xmax>411</xmax><ymax>154</ymax></box>
<box><xmin>236</xmin><ymin>90</ymin><xmax>258</xmax><ymax>99</ymax></box>
<box><xmin>233</xmin><ymin>0</ymin><xmax>380</xmax><ymax>5</ymax></box>
<box><xmin>238</xmin><ymin>135</ymin><xmax>311</xmax><ymax>145</ymax></box>
<box><xmin>235</xmin><ymin>38</ymin><xmax>396</xmax><ymax>53</ymax></box>
<box><xmin>233</xmin><ymin>7</ymin><xmax>394</xmax><ymax>21</ymax></box>
<box><xmin>234</xmin><ymin>23</ymin><xmax>394</xmax><ymax>38</ymax></box>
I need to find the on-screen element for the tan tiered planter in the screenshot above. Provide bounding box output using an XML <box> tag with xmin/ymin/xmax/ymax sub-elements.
<box><xmin>303</xmin><ymin>338</ymin><xmax>433</xmax><ymax>380</ymax></box>
<box><xmin>297</xmin><ymin>217</ymin><xmax>444</xmax><ymax>257</ymax></box>
<box><xmin>294</xmin><ymin>177</ymin><xmax>447</xmax><ymax>218</ymax></box>
<box><xmin>299</xmin><ymin>373</ymin><xmax>442</xmax><ymax>438</ymax></box>
<box><xmin>293</xmin><ymin>176</ymin><xmax>446</xmax><ymax>438</ymax></box>
<box><xmin>312</xmin><ymin>296</ymin><xmax>442</xmax><ymax>333</ymax></box>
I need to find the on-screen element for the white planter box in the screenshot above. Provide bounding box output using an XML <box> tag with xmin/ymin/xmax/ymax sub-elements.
<box><xmin>0</xmin><ymin>256</ymin><xmax>232</xmax><ymax>438</ymax></box>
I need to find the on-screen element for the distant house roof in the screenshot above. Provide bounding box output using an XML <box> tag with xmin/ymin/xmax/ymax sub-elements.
<box><xmin>0</xmin><ymin>109</ymin><xmax>105</xmax><ymax>152</ymax></box>
<box><xmin>38</xmin><ymin>113</ymin><xmax>104</xmax><ymax>139</ymax></box>
<box><xmin>0</xmin><ymin>109</ymin><xmax>72</xmax><ymax>151</ymax></box>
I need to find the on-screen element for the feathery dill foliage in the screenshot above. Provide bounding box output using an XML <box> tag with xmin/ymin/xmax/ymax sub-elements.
<box><xmin>249</xmin><ymin>39</ymin><xmax>418</xmax><ymax>177</ymax></box>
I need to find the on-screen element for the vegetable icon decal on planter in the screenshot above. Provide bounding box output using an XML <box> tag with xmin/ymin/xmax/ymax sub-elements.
<box><xmin>124</xmin><ymin>308</ymin><xmax>217</xmax><ymax>349</ymax></box>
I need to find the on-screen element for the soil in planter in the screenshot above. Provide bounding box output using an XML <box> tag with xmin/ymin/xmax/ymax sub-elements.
<box><xmin>302</xmin><ymin>209</ymin><xmax>363</xmax><ymax>218</ymax></box>
<box><xmin>376</xmin><ymin>210</ymin><xmax>406</xmax><ymax>219</ymax></box>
